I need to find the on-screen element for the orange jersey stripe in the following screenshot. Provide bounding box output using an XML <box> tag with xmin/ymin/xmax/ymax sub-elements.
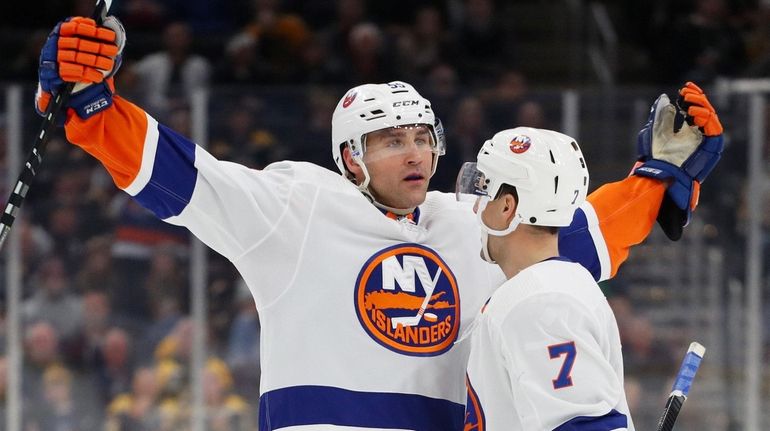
<box><xmin>587</xmin><ymin>175</ymin><xmax>664</xmax><ymax>278</ymax></box>
<box><xmin>64</xmin><ymin>96</ymin><xmax>147</xmax><ymax>189</ymax></box>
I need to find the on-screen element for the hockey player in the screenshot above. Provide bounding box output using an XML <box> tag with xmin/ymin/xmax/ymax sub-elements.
<box><xmin>35</xmin><ymin>16</ymin><xmax>722</xmax><ymax>430</ymax></box>
<box><xmin>458</xmin><ymin>128</ymin><xmax>632</xmax><ymax>430</ymax></box>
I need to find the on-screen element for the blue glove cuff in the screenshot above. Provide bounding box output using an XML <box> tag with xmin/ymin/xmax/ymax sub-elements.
<box><xmin>633</xmin><ymin>159</ymin><xmax>694</xmax><ymax>212</ymax></box>
<box><xmin>69</xmin><ymin>82</ymin><xmax>114</xmax><ymax>119</ymax></box>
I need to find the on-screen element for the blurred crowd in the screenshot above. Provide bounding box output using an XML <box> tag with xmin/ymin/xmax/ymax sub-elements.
<box><xmin>0</xmin><ymin>0</ymin><xmax>768</xmax><ymax>430</ymax></box>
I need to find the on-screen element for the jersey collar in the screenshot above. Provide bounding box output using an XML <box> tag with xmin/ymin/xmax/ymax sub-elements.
<box><xmin>380</xmin><ymin>207</ymin><xmax>421</xmax><ymax>224</ymax></box>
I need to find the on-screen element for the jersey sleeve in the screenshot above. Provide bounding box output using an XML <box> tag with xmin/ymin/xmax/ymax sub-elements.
<box><xmin>559</xmin><ymin>175</ymin><xmax>664</xmax><ymax>281</ymax></box>
<box><xmin>64</xmin><ymin>96</ymin><xmax>306</xmax><ymax>264</ymax></box>
<box><xmin>496</xmin><ymin>292</ymin><xmax>629</xmax><ymax>431</ymax></box>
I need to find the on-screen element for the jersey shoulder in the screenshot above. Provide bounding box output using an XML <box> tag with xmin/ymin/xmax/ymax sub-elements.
<box><xmin>263</xmin><ymin>161</ymin><xmax>358</xmax><ymax>193</ymax></box>
<box><xmin>421</xmin><ymin>191</ymin><xmax>475</xmax><ymax>225</ymax></box>
<box><xmin>485</xmin><ymin>260</ymin><xmax>603</xmax><ymax>324</ymax></box>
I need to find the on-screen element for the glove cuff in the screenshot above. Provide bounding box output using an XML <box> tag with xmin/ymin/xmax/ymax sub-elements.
<box><xmin>68</xmin><ymin>80</ymin><xmax>114</xmax><ymax>119</ymax></box>
<box><xmin>633</xmin><ymin>159</ymin><xmax>695</xmax><ymax>212</ymax></box>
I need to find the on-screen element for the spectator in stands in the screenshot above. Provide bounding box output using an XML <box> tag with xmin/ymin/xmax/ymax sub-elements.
<box><xmin>422</xmin><ymin>63</ymin><xmax>462</xmax><ymax>113</ymax></box>
<box><xmin>203</xmin><ymin>358</ymin><xmax>255</xmax><ymax>431</ymax></box>
<box><xmin>242</xmin><ymin>0</ymin><xmax>311</xmax><ymax>83</ymax></box>
<box><xmin>74</xmin><ymin>236</ymin><xmax>118</xmax><ymax>294</ymax></box>
<box><xmin>106</xmin><ymin>366</ymin><xmax>162</xmax><ymax>431</ymax></box>
<box><xmin>95</xmin><ymin>328</ymin><xmax>135</xmax><ymax>404</ymax></box>
<box><xmin>405</xmin><ymin>6</ymin><xmax>451</xmax><ymax>76</ymax></box>
<box><xmin>514</xmin><ymin>100</ymin><xmax>549</xmax><ymax>129</ymax></box>
<box><xmin>209</xmin><ymin>97</ymin><xmax>287</xmax><ymax>169</ymax></box>
<box><xmin>25</xmin><ymin>364</ymin><xmax>101</xmax><ymax>431</ymax></box>
<box><xmin>341</xmin><ymin>22</ymin><xmax>394</xmax><ymax>84</ymax></box>
<box><xmin>22</xmin><ymin>321</ymin><xmax>61</xmax><ymax>403</ymax></box>
<box><xmin>62</xmin><ymin>290</ymin><xmax>113</xmax><ymax>369</ymax></box>
<box><xmin>214</xmin><ymin>33</ymin><xmax>268</xmax><ymax>85</ymax></box>
<box><xmin>482</xmin><ymin>69</ymin><xmax>530</xmax><ymax>129</ymax></box>
<box><xmin>23</xmin><ymin>256</ymin><xmax>82</xmax><ymax>340</ymax></box>
<box><xmin>318</xmin><ymin>0</ymin><xmax>368</xmax><ymax>58</ymax></box>
<box><xmin>433</xmin><ymin>95</ymin><xmax>491</xmax><ymax>191</ymax></box>
<box><xmin>129</xmin><ymin>21</ymin><xmax>211</xmax><ymax>115</ymax></box>
<box><xmin>451</xmin><ymin>0</ymin><xmax>515</xmax><ymax>85</ymax></box>
<box><xmin>144</xmin><ymin>244</ymin><xmax>189</xmax><ymax>320</ymax></box>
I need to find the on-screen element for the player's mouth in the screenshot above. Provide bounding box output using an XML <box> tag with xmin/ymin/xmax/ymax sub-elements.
<box><xmin>403</xmin><ymin>173</ymin><xmax>426</xmax><ymax>183</ymax></box>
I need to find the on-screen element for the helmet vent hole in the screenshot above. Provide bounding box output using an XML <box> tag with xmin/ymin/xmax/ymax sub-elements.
<box><xmin>396</xmin><ymin>115</ymin><xmax>402</xmax><ymax>120</ymax></box>
<box><xmin>359</xmin><ymin>114</ymin><xmax>366</xmax><ymax>118</ymax></box>
<box><xmin>364</xmin><ymin>98</ymin><xmax>375</xmax><ymax>102</ymax></box>
<box><xmin>583</xmin><ymin>176</ymin><xmax>587</xmax><ymax>185</ymax></box>
<box><xmin>579</xmin><ymin>157</ymin><xmax>585</xmax><ymax>168</ymax></box>
<box><xmin>529</xmin><ymin>217</ymin><xmax>537</xmax><ymax>223</ymax></box>
<box><xmin>366</xmin><ymin>109</ymin><xmax>386</xmax><ymax>121</ymax></box>
<box><xmin>549</xmin><ymin>150</ymin><xmax>556</xmax><ymax>164</ymax></box>
<box><xmin>554</xmin><ymin>176</ymin><xmax>559</xmax><ymax>194</ymax></box>
<box><xmin>418</xmin><ymin>113</ymin><xmax>422</xmax><ymax>117</ymax></box>
<box><xmin>571</xmin><ymin>141</ymin><xmax>579</xmax><ymax>151</ymax></box>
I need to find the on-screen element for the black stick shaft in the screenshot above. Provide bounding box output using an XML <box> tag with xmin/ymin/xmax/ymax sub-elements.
<box><xmin>0</xmin><ymin>1</ymin><xmax>108</xmax><ymax>250</ymax></box>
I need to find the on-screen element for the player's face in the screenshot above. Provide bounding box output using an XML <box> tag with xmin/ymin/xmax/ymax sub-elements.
<box><xmin>361</xmin><ymin>125</ymin><xmax>434</xmax><ymax>209</ymax></box>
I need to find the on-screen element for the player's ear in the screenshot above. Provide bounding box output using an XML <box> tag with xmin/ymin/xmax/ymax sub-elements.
<box><xmin>502</xmin><ymin>193</ymin><xmax>517</xmax><ymax>223</ymax></box>
<box><xmin>342</xmin><ymin>146</ymin><xmax>363</xmax><ymax>177</ymax></box>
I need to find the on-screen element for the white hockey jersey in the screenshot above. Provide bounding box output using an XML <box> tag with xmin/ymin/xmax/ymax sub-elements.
<box><xmin>64</xmin><ymin>98</ymin><xmax>664</xmax><ymax>430</ymax></box>
<box><xmin>464</xmin><ymin>258</ymin><xmax>633</xmax><ymax>431</ymax></box>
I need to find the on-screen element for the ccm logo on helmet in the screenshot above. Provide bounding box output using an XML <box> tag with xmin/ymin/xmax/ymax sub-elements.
<box><xmin>509</xmin><ymin>135</ymin><xmax>532</xmax><ymax>154</ymax></box>
<box><xmin>354</xmin><ymin>243</ymin><xmax>460</xmax><ymax>356</ymax></box>
<box><xmin>342</xmin><ymin>90</ymin><xmax>357</xmax><ymax>108</ymax></box>
<box><xmin>393</xmin><ymin>100</ymin><xmax>420</xmax><ymax>107</ymax></box>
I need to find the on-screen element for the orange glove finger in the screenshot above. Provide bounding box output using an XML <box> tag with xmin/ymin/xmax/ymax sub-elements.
<box><xmin>58</xmin><ymin>36</ymin><xmax>118</xmax><ymax>57</ymax></box>
<box><xmin>60</xmin><ymin>17</ymin><xmax>116</xmax><ymax>43</ymax></box>
<box><xmin>680</xmin><ymin>81</ymin><xmax>704</xmax><ymax>95</ymax></box>
<box><xmin>58</xmin><ymin>62</ymin><xmax>105</xmax><ymax>83</ymax></box>
<box><xmin>682</xmin><ymin>92</ymin><xmax>716</xmax><ymax>113</ymax></box>
<box><xmin>687</xmin><ymin>105</ymin><xmax>723</xmax><ymax>135</ymax></box>
<box><xmin>58</xmin><ymin>50</ymin><xmax>114</xmax><ymax>71</ymax></box>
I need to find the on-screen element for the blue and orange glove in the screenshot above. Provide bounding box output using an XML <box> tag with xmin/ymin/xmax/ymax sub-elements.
<box><xmin>36</xmin><ymin>16</ymin><xmax>125</xmax><ymax>122</ymax></box>
<box><xmin>633</xmin><ymin>82</ymin><xmax>724</xmax><ymax>240</ymax></box>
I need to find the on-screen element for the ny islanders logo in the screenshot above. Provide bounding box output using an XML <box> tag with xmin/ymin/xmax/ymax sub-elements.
<box><xmin>342</xmin><ymin>90</ymin><xmax>357</xmax><ymax>108</ymax></box>
<box><xmin>354</xmin><ymin>243</ymin><xmax>460</xmax><ymax>356</ymax></box>
<box><xmin>509</xmin><ymin>135</ymin><xmax>532</xmax><ymax>154</ymax></box>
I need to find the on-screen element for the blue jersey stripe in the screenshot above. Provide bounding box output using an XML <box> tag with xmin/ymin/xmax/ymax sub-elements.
<box><xmin>258</xmin><ymin>385</ymin><xmax>464</xmax><ymax>431</ymax></box>
<box><xmin>553</xmin><ymin>409</ymin><xmax>628</xmax><ymax>431</ymax></box>
<box><xmin>133</xmin><ymin>124</ymin><xmax>197</xmax><ymax>219</ymax></box>
<box><xmin>558</xmin><ymin>208</ymin><xmax>601</xmax><ymax>281</ymax></box>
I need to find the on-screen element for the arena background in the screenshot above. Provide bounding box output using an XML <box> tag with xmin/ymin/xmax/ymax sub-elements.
<box><xmin>0</xmin><ymin>0</ymin><xmax>768</xmax><ymax>430</ymax></box>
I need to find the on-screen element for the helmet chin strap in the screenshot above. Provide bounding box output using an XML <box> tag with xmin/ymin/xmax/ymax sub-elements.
<box><xmin>476</xmin><ymin>196</ymin><xmax>522</xmax><ymax>263</ymax></box>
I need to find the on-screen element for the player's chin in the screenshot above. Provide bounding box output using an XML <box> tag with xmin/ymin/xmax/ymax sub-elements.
<box><xmin>402</xmin><ymin>183</ymin><xmax>429</xmax><ymax>207</ymax></box>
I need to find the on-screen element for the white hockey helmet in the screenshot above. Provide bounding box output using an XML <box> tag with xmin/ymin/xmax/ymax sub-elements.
<box><xmin>331</xmin><ymin>81</ymin><xmax>445</xmax><ymax>189</ymax></box>
<box><xmin>458</xmin><ymin>127</ymin><xmax>589</xmax><ymax>227</ymax></box>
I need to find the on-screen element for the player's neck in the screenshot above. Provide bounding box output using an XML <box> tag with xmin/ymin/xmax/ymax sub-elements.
<box><xmin>497</xmin><ymin>228</ymin><xmax>559</xmax><ymax>279</ymax></box>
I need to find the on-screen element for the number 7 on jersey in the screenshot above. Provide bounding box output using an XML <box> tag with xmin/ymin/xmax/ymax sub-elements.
<box><xmin>548</xmin><ymin>341</ymin><xmax>577</xmax><ymax>389</ymax></box>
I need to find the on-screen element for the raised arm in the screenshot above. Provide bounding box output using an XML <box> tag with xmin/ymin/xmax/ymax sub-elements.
<box><xmin>36</xmin><ymin>16</ymin><xmax>306</xmax><ymax>264</ymax></box>
<box><xmin>558</xmin><ymin>83</ymin><xmax>723</xmax><ymax>281</ymax></box>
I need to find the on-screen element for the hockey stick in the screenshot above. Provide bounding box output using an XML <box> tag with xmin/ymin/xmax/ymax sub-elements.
<box><xmin>0</xmin><ymin>0</ymin><xmax>112</xmax><ymax>251</ymax></box>
<box><xmin>655</xmin><ymin>342</ymin><xmax>706</xmax><ymax>431</ymax></box>
<box><xmin>391</xmin><ymin>267</ymin><xmax>442</xmax><ymax>328</ymax></box>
